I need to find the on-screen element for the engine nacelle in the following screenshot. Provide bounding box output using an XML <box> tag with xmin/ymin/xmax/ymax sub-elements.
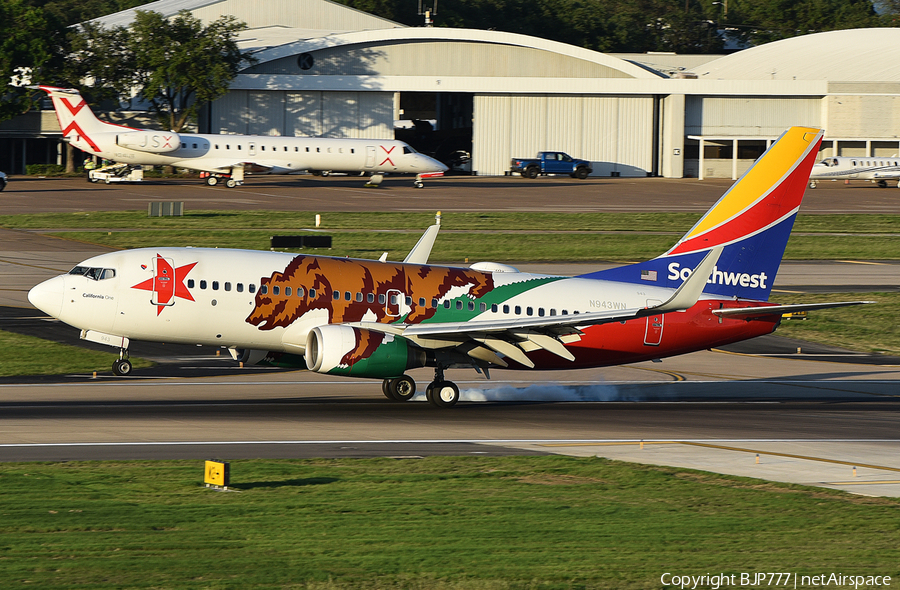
<box><xmin>306</xmin><ymin>325</ymin><xmax>425</xmax><ymax>378</ymax></box>
<box><xmin>116</xmin><ymin>131</ymin><xmax>181</xmax><ymax>153</ymax></box>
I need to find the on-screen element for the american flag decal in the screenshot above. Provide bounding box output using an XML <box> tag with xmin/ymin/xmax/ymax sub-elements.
<box><xmin>641</xmin><ymin>270</ymin><xmax>657</xmax><ymax>281</ymax></box>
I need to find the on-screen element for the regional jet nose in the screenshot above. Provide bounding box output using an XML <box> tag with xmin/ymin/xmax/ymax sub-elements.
<box><xmin>28</xmin><ymin>276</ymin><xmax>65</xmax><ymax>318</ymax></box>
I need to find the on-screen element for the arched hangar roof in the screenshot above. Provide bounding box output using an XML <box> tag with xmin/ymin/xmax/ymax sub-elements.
<box><xmin>698</xmin><ymin>28</ymin><xmax>900</xmax><ymax>81</ymax></box>
<box><xmin>242</xmin><ymin>27</ymin><xmax>664</xmax><ymax>80</ymax></box>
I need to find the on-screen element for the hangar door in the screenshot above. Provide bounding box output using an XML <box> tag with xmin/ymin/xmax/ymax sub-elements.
<box><xmin>472</xmin><ymin>95</ymin><xmax>655</xmax><ymax>177</ymax></box>
<box><xmin>207</xmin><ymin>90</ymin><xmax>394</xmax><ymax>139</ymax></box>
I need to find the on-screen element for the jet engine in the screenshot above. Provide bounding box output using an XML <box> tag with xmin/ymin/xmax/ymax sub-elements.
<box><xmin>306</xmin><ymin>325</ymin><xmax>425</xmax><ymax>378</ymax></box>
<box><xmin>116</xmin><ymin>131</ymin><xmax>181</xmax><ymax>153</ymax></box>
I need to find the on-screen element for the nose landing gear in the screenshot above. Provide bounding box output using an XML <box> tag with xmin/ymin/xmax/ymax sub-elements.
<box><xmin>112</xmin><ymin>348</ymin><xmax>132</xmax><ymax>376</ymax></box>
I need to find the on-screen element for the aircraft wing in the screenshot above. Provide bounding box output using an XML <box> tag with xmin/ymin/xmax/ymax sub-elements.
<box><xmin>712</xmin><ymin>300</ymin><xmax>875</xmax><ymax>318</ymax></box>
<box><xmin>353</xmin><ymin>247</ymin><xmax>723</xmax><ymax>367</ymax></box>
<box><xmin>169</xmin><ymin>159</ymin><xmax>274</xmax><ymax>174</ymax></box>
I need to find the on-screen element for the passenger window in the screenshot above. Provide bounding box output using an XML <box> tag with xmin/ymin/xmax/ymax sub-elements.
<box><xmin>515</xmin><ymin>305</ymin><xmax>521</xmax><ymax>315</ymax></box>
<box><xmin>527</xmin><ymin>307</ymin><xmax>533</xmax><ymax>316</ymax></box>
<box><xmin>468</xmin><ymin>301</ymin><xmax>475</xmax><ymax>311</ymax></box>
<box><xmin>419</xmin><ymin>297</ymin><xmax>426</xmax><ymax>307</ymax></box>
<box><xmin>192</xmin><ymin>143</ymin><xmax>197</xmax><ymax>149</ymax></box>
<box><xmin>272</xmin><ymin>286</ymin><xmax>280</xmax><ymax>296</ymax></box>
<box><xmin>406</xmin><ymin>296</ymin><xmax>412</xmax><ymax>306</ymax></box>
<box><xmin>562</xmin><ymin>310</ymin><xmax>568</xmax><ymax>315</ymax></box>
<box><xmin>181</xmin><ymin>143</ymin><xmax>186</xmax><ymax>148</ymax></box>
<box><xmin>379</xmin><ymin>294</ymin><xmax>386</xmax><ymax>304</ymax></box>
<box><xmin>503</xmin><ymin>305</ymin><xmax>510</xmax><ymax>314</ymax></box>
<box><xmin>345</xmin><ymin>291</ymin><xmax>351</xmax><ymax>301</ymax></box>
<box><xmin>333</xmin><ymin>290</ymin><xmax>339</xmax><ymax>300</ymax></box>
<box><xmin>538</xmin><ymin>308</ymin><xmax>545</xmax><ymax>316</ymax></box>
<box><xmin>285</xmin><ymin>286</ymin><xmax>292</xmax><ymax>296</ymax></box>
<box><xmin>456</xmin><ymin>300</ymin><xmax>463</xmax><ymax>310</ymax></box>
<box><xmin>480</xmin><ymin>302</ymin><xmax>487</xmax><ymax>312</ymax></box>
<box><xmin>212</xmin><ymin>281</ymin><xmax>219</xmax><ymax>291</ymax></box>
<box><xmin>367</xmin><ymin>293</ymin><xmax>374</xmax><ymax>303</ymax></box>
<box><xmin>550</xmin><ymin>309</ymin><xmax>556</xmax><ymax>316</ymax></box>
<box><xmin>443</xmin><ymin>300</ymin><xmax>450</xmax><ymax>309</ymax></box>
<box><xmin>431</xmin><ymin>298</ymin><xmax>438</xmax><ymax>308</ymax></box>
<box><xmin>298</xmin><ymin>287</ymin><xmax>305</xmax><ymax>297</ymax></box>
<box><xmin>226</xmin><ymin>145</ymin><xmax>230</xmax><ymax>150</ymax></box>
<box><xmin>188</xmin><ymin>279</ymin><xmax>195</xmax><ymax>288</ymax></box>
<box><xmin>260</xmin><ymin>285</ymin><xmax>267</xmax><ymax>295</ymax></box>
<box><xmin>356</xmin><ymin>292</ymin><xmax>363</xmax><ymax>302</ymax></box>
<box><xmin>224</xmin><ymin>282</ymin><xmax>232</xmax><ymax>292</ymax></box>
<box><xmin>215</xmin><ymin>144</ymin><xmax>219</xmax><ymax>150</ymax></box>
<box><xmin>391</xmin><ymin>294</ymin><xmax>398</xmax><ymax>305</ymax></box>
<box><xmin>237</xmin><ymin>283</ymin><xmax>243</xmax><ymax>292</ymax></box>
<box><xmin>309</xmin><ymin>289</ymin><xmax>316</xmax><ymax>298</ymax></box>
<box><xmin>491</xmin><ymin>304</ymin><xmax>498</xmax><ymax>313</ymax></box>
<box><xmin>249</xmin><ymin>284</ymin><xmax>256</xmax><ymax>293</ymax></box>
<box><xmin>200</xmin><ymin>280</ymin><xmax>207</xmax><ymax>289</ymax></box>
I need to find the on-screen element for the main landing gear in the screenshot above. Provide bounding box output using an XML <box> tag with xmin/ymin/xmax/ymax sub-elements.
<box><xmin>112</xmin><ymin>348</ymin><xmax>132</xmax><ymax>376</ymax></box>
<box><xmin>381</xmin><ymin>364</ymin><xmax>460</xmax><ymax>408</ymax></box>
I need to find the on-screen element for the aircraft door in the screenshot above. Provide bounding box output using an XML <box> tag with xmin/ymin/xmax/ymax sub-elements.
<box><xmin>643</xmin><ymin>299</ymin><xmax>664</xmax><ymax>346</ymax></box>
<box><xmin>384</xmin><ymin>289</ymin><xmax>403</xmax><ymax>317</ymax></box>
<box><xmin>365</xmin><ymin>146</ymin><xmax>376</xmax><ymax>168</ymax></box>
<box><xmin>151</xmin><ymin>256</ymin><xmax>177</xmax><ymax>308</ymax></box>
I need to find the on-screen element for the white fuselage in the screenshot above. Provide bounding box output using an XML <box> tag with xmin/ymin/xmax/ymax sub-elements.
<box><xmin>74</xmin><ymin>130</ymin><xmax>446</xmax><ymax>176</ymax></box>
<box><xmin>27</xmin><ymin>247</ymin><xmax>688</xmax><ymax>355</ymax></box>
<box><xmin>809</xmin><ymin>156</ymin><xmax>900</xmax><ymax>186</ymax></box>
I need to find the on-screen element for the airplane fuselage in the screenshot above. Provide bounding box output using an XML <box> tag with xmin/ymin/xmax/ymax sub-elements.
<box><xmin>809</xmin><ymin>156</ymin><xmax>900</xmax><ymax>187</ymax></box>
<box><xmin>30</xmin><ymin>247</ymin><xmax>780</xmax><ymax>372</ymax></box>
<box><xmin>72</xmin><ymin>129</ymin><xmax>442</xmax><ymax>176</ymax></box>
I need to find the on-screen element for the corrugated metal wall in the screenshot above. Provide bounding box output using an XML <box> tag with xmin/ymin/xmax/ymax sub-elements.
<box><xmin>253</xmin><ymin>41</ymin><xmax>633</xmax><ymax>79</ymax></box>
<box><xmin>473</xmin><ymin>94</ymin><xmax>654</xmax><ymax>176</ymax></box>
<box><xmin>210</xmin><ymin>90</ymin><xmax>393</xmax><ymax>138</ymax></box>
<box><xmin>685</xmin><ymin>96</ymin><xmax>821</xmax><ymax>136</ymax></box>
<box><xmin>191</xmin><ymin>0</ymin><xmax>397</xmax><ymax>30</ymax></box>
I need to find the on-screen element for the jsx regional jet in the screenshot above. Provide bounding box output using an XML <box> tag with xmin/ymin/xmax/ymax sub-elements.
<box><xmin>809</xmin><ymin>156</ymin><xmax>900</xmax><ymax>188</ymax></box>
<box><xmin>29</xmin><ymin>127</ymin><xmax>872</xmax><ymax>407</ymax></box>
<box><xmin>35</xmin><ymin>85</ymin><xmax>447</xmax><ymax>188</ymax></box>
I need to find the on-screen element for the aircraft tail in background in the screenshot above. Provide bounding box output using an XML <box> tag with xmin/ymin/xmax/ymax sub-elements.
<box><xmin>582</xmin><ymin>126</ymin><xmax>824</xmax><ymax>301</ymax></box>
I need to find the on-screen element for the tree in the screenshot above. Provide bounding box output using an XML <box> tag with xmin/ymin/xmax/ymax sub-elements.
<box><xmin>0</xmin><ymin>0</ymin><xmax>54</xmax><ymax>121</ymax></box>
<box><xmin>127</xmin><ymin>10</ymin><xmax>254</xmax><ymax>132</ymax></box>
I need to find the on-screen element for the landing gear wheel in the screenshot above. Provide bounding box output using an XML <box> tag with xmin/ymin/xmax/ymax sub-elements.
<box><xmin>112</xmin><ymin>358</ymin><xmax>132</xmax><ymax>376</ymax></box>
<box><xmin>206</xmin><ymin>176</ymin><xmax>219</xmax><ymax>186</ymax></box>
<box><xmin>225</xmin><ymin>179</ymin><xmax>237</xmax><ymax>188</ymax></box>
<box><xmin>429</xmin><ymin>381</ymin><xmax>459</xmax><ymax>408</ymax></box>
<box><xmin>414</xmin><ymin>181</ymin><xmax>424</xmax><ymax>189</ymax></box>
<box><xmin>809</xmin><ymin>181</ymin><xmax>817</xmax><ymax>189</ymax></box>
<box><xmin>877</xmin><ymin>180</ymin><xmax>888</xmax><ymax>188</ymax></box>
<box><xmin>382</xmin><ymin>379</ymin><xmax>394</xmax><ymax>400</ymax></box>
<box><xmin>388</xmin><ymin>375</ymin><xmax>416</xmax><ymax>401</ymax></box>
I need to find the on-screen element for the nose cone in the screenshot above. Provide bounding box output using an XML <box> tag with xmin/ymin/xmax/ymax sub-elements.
<box><xmin>28</xmin><ymin>276</ymin><xmax>65</xmax><ymax>318</ymax></box>
<box><xmin>423</xmin><ymin>155</ymin><xmax>449</xmax><ymax>173</ymax></box>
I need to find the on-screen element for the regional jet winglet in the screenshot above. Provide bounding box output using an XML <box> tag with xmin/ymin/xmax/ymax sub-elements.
<box><xmin>34</xmin><ymin>85</ymin><xmax>447</xmax><ymax>188</ymax></box>
<box><xmin>29</xmin><ymin>127</ymin><xmax>874</xmax><ymax>407</ymax></box>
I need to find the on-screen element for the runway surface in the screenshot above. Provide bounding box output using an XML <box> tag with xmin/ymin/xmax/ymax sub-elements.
<box><xmin>2</xmin><ymin>175</ymin><xmax>899</xmax><ymax>497</ymax></box>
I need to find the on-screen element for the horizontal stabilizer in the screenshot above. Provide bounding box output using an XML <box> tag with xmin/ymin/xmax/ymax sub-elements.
<box><xmin>713</xmin><ymin>300</ymin><xmax>876</xmax><ymax>318</ymax></box>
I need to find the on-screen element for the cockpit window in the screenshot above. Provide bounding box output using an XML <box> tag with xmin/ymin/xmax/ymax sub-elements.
<box><xmin>403</xmin><ymin>146</ymin><xmax>417</xmax><ymax>154</ymax></box>
<box><xmin>69</xmin><ymin>266</ymin><xmax>116</xmax><ymax>280</ymax></box>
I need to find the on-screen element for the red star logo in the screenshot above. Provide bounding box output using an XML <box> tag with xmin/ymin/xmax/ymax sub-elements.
<box><xmin>132</xmin><ymin>255</ymin><xmax>197</xmax><ymax>315</ymax></box>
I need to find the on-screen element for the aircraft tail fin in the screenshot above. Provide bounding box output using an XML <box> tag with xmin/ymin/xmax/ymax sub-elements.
<box><xmin>582</xmin><ymin>126</ymin><xmax>824</xmax><ymax>301</ymax></box>
<box><xmin>33</xmin><ymin>86</ymin><xmax>124</xmax><ymax>153</ymax></box>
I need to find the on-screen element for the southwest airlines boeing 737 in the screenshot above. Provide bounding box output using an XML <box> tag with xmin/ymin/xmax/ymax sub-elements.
<box><xmin>28</xmin><ymin>127</ymin><xmax>872</xmax><ymax>407</ymax></box>
<box><xmin>35</xmin><ymin>85</ymin><xmax>447</xmax><ymax>188</ymax></box>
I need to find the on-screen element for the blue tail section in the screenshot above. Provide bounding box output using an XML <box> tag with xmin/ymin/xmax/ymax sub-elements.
<box><xmin>580</xmin><ymin>127</ymin><xmax>824</xmax><ymax>302</ymax></box>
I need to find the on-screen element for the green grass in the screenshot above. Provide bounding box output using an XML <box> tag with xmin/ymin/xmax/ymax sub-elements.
<box><xmin>773</xmin><ymin>292</ymin><xmax>900</xmax><ymax>355</ymax></box>
<box><xmin>1</xmin><ymin>456</ymin><xmax>897</xmax><ymax>589</ymax></box>
<box><xmin>0</xmin><ymin>330</ymin><xmax>152</xmax><ymax>377</ymax></box>
<box><xmin>2</xmin><ymin>211</ymin><xmax>897</xmax><ymax>261</ymax></box>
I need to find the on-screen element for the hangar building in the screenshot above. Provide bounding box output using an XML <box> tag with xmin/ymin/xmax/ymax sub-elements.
<box><xmin>2</xmin><ymin>0</ymin><xmax>898</xmax><ymax>181</ymax></box>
